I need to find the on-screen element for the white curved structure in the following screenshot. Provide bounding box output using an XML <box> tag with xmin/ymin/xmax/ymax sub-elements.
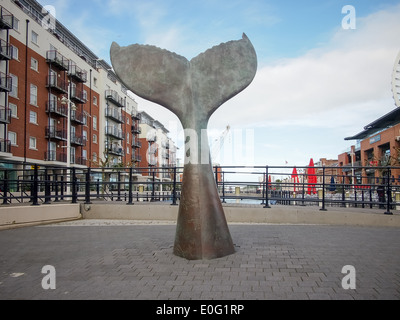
<box><xmin>392</xmin><ymin>51</ymin><xmax>400</xmax><ymax>107</ymax></box>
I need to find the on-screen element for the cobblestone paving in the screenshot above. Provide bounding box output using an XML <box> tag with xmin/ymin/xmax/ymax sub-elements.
<box><xmin>0</xmin><ymin>222</ymin><xmax>399</xmax><ymax>300</ymax></box>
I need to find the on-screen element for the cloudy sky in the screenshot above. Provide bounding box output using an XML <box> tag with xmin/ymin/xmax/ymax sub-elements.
<box><xmin>38</xmin><ymin>0</ymin><xmax>400</xmax><ymax>167</ymax></box>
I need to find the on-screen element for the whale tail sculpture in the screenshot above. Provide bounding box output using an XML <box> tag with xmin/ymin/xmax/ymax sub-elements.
<box><xmin>110</xmin><ymin>34</ymin><xmax>257</xmax><ymax>260</ymax></box>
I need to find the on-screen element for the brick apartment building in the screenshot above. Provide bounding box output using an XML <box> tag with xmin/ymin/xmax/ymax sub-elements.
<box><xmin>0</xmin><ymin>0</ymin><xmax>176</xmax><ymax>177</ymax></box>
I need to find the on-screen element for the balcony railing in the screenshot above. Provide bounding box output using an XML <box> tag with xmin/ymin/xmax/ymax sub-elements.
<box><xmin>132</xmin><ymin>154</ymin><xmax>142</xmax><ymax>162</ymax></box>
<box><xmin>45</xmin><ymin>126</ymin><xmax>67</xmax><ymax>141</ymax></box>
<box><xmin>71</xmin><ymin>134</ymin><xmax>86</xmax><ymax>146</ymax></box>
<box><xmin>45</xmin><ymin>151</ymin><xmax>67</xmax><ymax>163</ymax></box>
<box><xmin>69</xmin><ymin>64</ymin><xmax>87</xmax><ymax>83</ymax></box>
<box><xmin>46</xmin><ymin>50</ymin><xmax>69</xmax><ymax>71</ymax></box>
<box><xmin>0</xmin><ymin>39</ymin><xmax>12</xmax><ymax>60</ymax></box>
<box><xmin>132</xmin><ymin>111</ymin><xmax>142</xmax><ymax>121</ymax></box>
<box><xmin>105</xmin><ymin>126</ymin><xmax>124</xmax><ymax>140</ymax></box>
<box><xmin>132</xmin><ymin>138</ymin><xmax>142</xmax><ymax>148</ymax></box>
<box><xmin>0</xmin><ymin>106</ymin><xmax>11</xmax><ymax>124</ymax></box>
<box><xmin>108</xmin><ymin>145</ymin><xmax>124</xmax><ymax>157</ymax></box>
<box><xmin>46</xmin><ymin>74</ymin><xmax>68</xmax><ymax>93</ymax></box>
<box><xmin>131</xmin><ymin>124</ymin><xmax>142</xmax><ymax>134</ymax></box>
<box><xmin>46</xmin><ymin>100</ymin><xmax>68</xmax><ymax>117</ymax></box>
<box><xmin>105</xmin><ymin>107</ymin><xmax>124</xmax><ymax>124</ymax></box>
<box><xmin>71</xmin><ymin>87</ymin><xmax>87</xmax><ymax>104</ymax></box>
<box><xmin>105</xmin><ymin>90</ymin><xmax>125</xmax><ymax>108</ymax></box>
<box><xmin>0</xmin><ymin>6</ymin><xmax>14</xmax><ymax>29</ymax></box>
<box><xmin>0</xmin><ymin>72</ymin><xmax>12</xmax><ymax>92</ymax></box>
<box><xmin>71</xmin><ymin>110</ymin><xmax>85</xmax><ymax>125</ymax></box>
<box><xmin>0</xmin><ymin>139</ymin><xmax>11</xmax><ymax>153</ymax></box>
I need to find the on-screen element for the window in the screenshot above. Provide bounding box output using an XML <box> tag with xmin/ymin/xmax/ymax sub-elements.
<box><xmin>13</xmin><ymin>17</ymin><xmax>19</xmax><ymax>31</ymax></box>
<box><xmin>11</xmin><ymin>45</ymin><xmax>18</xmax><ymax>60</ymax></box>
<box><xmin>9</xmin><ymin>103</ymin><xmax>17</xmax><ymax>118</ymax></box>
<box><xmin>93</xmin><ymin>78</ymin><xmax>97</xmax><ymax>87</ymax></box>
<box><xmin>29</xmin><ymin>137</ymin><xmax>37</xmax><ymax>150</ymax></box>
<box><xmin>93</xmin><ymin>152</ymin><xmax>97</xmax><ymax>162</ymax></box>
<box><xmin>83</xmin><ymin>90</ymin><xmax>88</xmax><ymax>102</ymax></box>
<box><xmin>31</xmin><ymin>58</ymin><xmax>38</xmax><ymax>72</ymax></box>
<box><xmin>10</xmin><ymin>74</ymin><xmax>18</xmax><ymax>98</ymax></box>
<box><xmin>31</xmin><ymin>31</ymin><xmax>38</xmax><ymax>45</ymax></box>
<box><xmin>8</xmin><ymin>132</ymin><xmax>17</xmax><ymax>146</ymax></box>
<box><xmin>83</xmin><ymin>130</ymin><xmax>87</xmax><ymax>142</ymax></box>
<box><xmin>93</xmin><ymin>134</ymin><xmax>97</xmax><ymax>144</ymax></box>
<box><xmin>93</xmin><ymin>96</ymin><xmax>98</xmax><ymax>106</ymax></box>
<box><xmin>83</xmin><ymin>150</ymin><xmax>87</xmax><ymax>160</ymax></box>
<box><xmin>93</xmin><ymin>116</ymin><xmax>97</xmax><ymax>130</ymax></box>
<box><xmin>30</xmin><ymin>84</ymin><xmax>38</xmax><ymax>106</ymax></box>
<box><xmin>29</xmin><ymin>111</ymin><xmax>37</xmax><ymax>124</ymax></box>
<box><xmin>127</xmin><ymin>147</ymin><xmax>130</xmax><ymax>155</ymax></box>
<box><xmin>126</xmin><ymin>133</ymin><xmax>129</xmax><ymax>144</ymax></box>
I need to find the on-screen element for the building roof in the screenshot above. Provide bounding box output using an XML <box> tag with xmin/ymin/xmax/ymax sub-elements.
<box><xmin>345</xmin><ymin>107</ymin><xmax>400</xmax><ymax>140</ymax></box>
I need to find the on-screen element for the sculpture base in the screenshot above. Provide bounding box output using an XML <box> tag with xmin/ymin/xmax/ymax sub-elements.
<box><xmin>173</xmin><ymin>164</ymin><xmax>235</xmax><ymax>260</ymax></box>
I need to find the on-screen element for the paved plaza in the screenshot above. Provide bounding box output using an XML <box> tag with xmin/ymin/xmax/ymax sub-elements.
<box><xmin>0</xmin><ymin>219</ymin><xmax>399</xmax><ymax>300</ymax></box>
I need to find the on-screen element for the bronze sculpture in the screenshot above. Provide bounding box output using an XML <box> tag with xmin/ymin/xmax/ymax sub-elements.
<box><xmin>110</xmin><ymin>34</ymin><xmax>257</xmax><ymax>260</ymax></box>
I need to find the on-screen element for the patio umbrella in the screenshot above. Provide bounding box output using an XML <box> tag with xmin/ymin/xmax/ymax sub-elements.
<box><xmin>307</xmin><ymin>158</ymin><xmax>317</xmax><ymax>195</ymax></box>
<box><xmin>291</xmin><ymin>167</ymin><xmax>299</xmax><ymax>192</ymax></box>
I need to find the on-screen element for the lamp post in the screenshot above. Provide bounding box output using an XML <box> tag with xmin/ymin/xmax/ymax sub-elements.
<box><xmin>61</xmin><ymin>95</ymin><xmax>76</xmax><ymax>195</ymax></box>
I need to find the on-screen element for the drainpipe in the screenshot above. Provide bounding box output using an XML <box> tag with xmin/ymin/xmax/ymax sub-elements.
<box><xmin>23</xmin><ymin>19</ymin><xmax>30</xmax><ymax>164</ymax></box>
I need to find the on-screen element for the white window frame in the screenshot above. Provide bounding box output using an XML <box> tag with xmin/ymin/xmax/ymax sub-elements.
<box><xmin>8</xmin><ymin>131</ymin><xmax>17</xmax><ymax>146</ymax></box>
<box><xmin>29</xmin><ymin>111</ymin><xmax>37</xmax><ymax>124</ymax></box>
<box><xmin>30</xmin><ymin>84</ymin><xmax>38</xmax><ymax>106</ymax></box>
<box><xmin>29</xmin><ymin>137</ymin><xmax>37</xmax><ymax>150</ymax></box>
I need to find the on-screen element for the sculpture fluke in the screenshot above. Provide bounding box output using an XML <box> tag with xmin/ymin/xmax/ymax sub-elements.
<box><xmin>110</xmin><ymin>34</ymin><xmax>257</xmax><ymax>260</ymax></box>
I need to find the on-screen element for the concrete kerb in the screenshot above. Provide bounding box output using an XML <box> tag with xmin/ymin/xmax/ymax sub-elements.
<box><xmin>80</xmin><ymin>203</ymin><xmax>400</xmax><ymax>228</ymax></box>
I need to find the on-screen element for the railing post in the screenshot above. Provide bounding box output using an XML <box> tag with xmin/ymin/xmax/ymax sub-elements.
<box><xmin>54</xmin><ymin>173</ymin><xmax>59</xmax><ymax>202</ymax></box>
<box><xmin>2</xmin><ymin>170</ymin><xmax>9</xmax><ymax>205</ymax></box>
<box><xmin>71</xmin><ymin>167</ymin><xmax>77</xmax><ymax>204</ymax></box>
<box><xmin>222</xmin><ymin>171</ymin><xmax>226</xmax><ymax>203</ymax></box>
<box><xmin>127</xmin><ymin>167</ymin><xmax>134</xmax><ymax>205</ymax></box>
<box><xmin>44</xmin><ymin>168</ymin><xmax>51</xmax><ymax>204</ymax></box>
<box><xmin>116</xmin><ymin>171</ymin><xmax>122</xmax><ymax>201</ymax></box>
<box><xmin>320</xmin><ymin>166</ymin><xmax>327</xmax><ymax>211</ymax></box>
<box><xmin>171</xmin><ymin>166</ymin><xmax>178</xmax><ymax>206</ymax></box>
<box><xmin>263</xmin><ymin>166</ymin><xmax>271</xmax><ymax>208</ymax></box>
<box><xmin>385</xmin><ymin>167</ymin><xmax>393</xmax><ymax>215</ymax></box>
<box><xmin>32</xmin><ymin>165</ymin><xmax>39</xmax><ymax>206</ymax></box>
<box><xmin>85</xmin><ymin>168</ymin><xmax>92</xmax><ymax>205</ymax></box>
<box><xmin>151</xmin><ymin>170</ymin><xmax>156</xmax><ymax>202</ymax></box>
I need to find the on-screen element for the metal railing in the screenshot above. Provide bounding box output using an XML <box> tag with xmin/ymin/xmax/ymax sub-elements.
<box><xmin>0</xmin><ymin>163</ymin><xmax>398</xmax><ymax>215</ymax></box>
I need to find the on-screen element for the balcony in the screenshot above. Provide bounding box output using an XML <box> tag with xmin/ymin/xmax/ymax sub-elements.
<box><xmin>45</xmin><ymin>126</ymin><xmax>67</xmax><ymax>141</ymax></box>
<box><xmin>105</xmin><ymin>90</ymin><xmax>125</xmax><ymax>108</ymax></box>
<box><xmin>71</xmin><ymin>134</ymin><xmax>86</xmax><ymax>146</ymax></box>
<box><xmin>132</xmin><ymin>154</ymin><xmax>142</xmax><ymax>163</ymax></box>
<box><xmin>132</xmin><ymin>111</ymin><xmax>142</xmax><ymax>121</ymax></box>
<box><xmin>69</xmin><ymin>63</ymin><xmax>87</xmax><ymax>83</ymax></box>
<box><xmin>0</xmin><ymin>39</ymin><xmax>12</xmax><ymax>60</ymax></box>
<box><xmin>132</xmin><ymin>138</ymin><xmax>142</xmax><ymax>149</ymax></box>
<box><xmin>131</xmin><ymin>124</ymin><xmax>142</xmax><ymax>134</ymax></box>
<box><xmin>46</xmin><ymin>100</ymin><xmax>68</xmax><ymax>117</ymax></box>
<box><xmin>71</xmin><ymin>110</ymin><xmax>86</xmax><ymax>125</ymax></box>
<box><xmin>76</xmin><ymin>157</ymin><xmax>87</xmax><ymax>166</ymax></box>
<box><xmin>0</xmin><ymin>72</ymin><xmax>11</xmax><ymax>92</ymax></box>
<box><xmin>46</xmin><ymin>74</ymin><xmax>68</xmax><ymax>93</ymax></box>
<box><xmin>106</xmin><ymin>126</ymin><xmax>124</xmax><ymax>140</ymax></box>
<box><xmin>105</xmin><ymin>107</ymin><xmax>124</xmax><ymax>124</ymax></box>
<box><xmin>108</xmin><ymin>145</ymin><xmax>124</xmax><ymax>157</ymax></box>
<box><xmin>0</xmin><ymin>106</ymin><xmax>11</xmax><ymax>124</ymax></box>
<box><xmin>46</xmin><ymin>50</ymin><xmax>69</xmax><ymax>71</ymax></box>
<box><xmin>45</xmin><ymin>151</ymin><xmax>67</xmax><ymax>163</ymax></box>
<box><xmin>0</xmin><ymin>6</ymin><xmax>13</xmax><ymax>29</ymax></box>
<box><xmin>0</xmin><ymin>139</ymin><xmax>11</xmax><ymax>153</ymax></box>
<box><xmin>71</xmin><ymin>86</ymin><xmax>87</xmax><ymax>104</ymax></box>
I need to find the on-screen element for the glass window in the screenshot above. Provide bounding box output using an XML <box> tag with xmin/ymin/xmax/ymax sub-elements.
<box><xmin>10</xmin><ymin>74</ymin><xmax>18</xmax><ymax>98</ymax></box>
<box><xmin>93</xmin><ymin>152</ymin><xmax>97</xmax><ymax>162</ymax></box>
<box><xmin>93</xmin><ymin>96</ymin><xmax>98</xmax><ymax>106</ymax></box>
<box><xmin>13</xmin><ymin>17</ymin><xmax>19</xmax><ymax>31</ymax></box>
<box><xmin>31</xmin><ymin>31</ymin><xmax>38</xmax><ymax>45</ymax></box>
<box><xmin>29</xmin><ymin>111</ymin><xmax>37</xmax><ymax>124</ymax></box>
<box><xmin>93</xmin><ymin>134</ymin><xmax>97</xmax><ymax>144</ymax></box>
<box><xmin>8</xmin><ymin>131</ymin><xmax>17</xmax><ymax>146</ymax></box>
<box><xmin>9</xmin><ymin>103</ymin><xmax>17</xmax><ymax>118</ymax></box>
<box><xmin>31</xmin><ymin>58</ymin><xmax>38</xmax><ymax>71</ymax></box>
<box><xmin>11</xmin><ymin>45</ymin><xmax>18</xmax><ymax>60</ymax></box>
<box><xmin>30</xmin><ymin>84</ymin><xmax>38</xmax><ymax>105</ymax></box>
<box><xmin>93</xmin><ymin>116</ymin><xmax>97</xmax><ymax>130</ymax></box>
<box><xmin>29</xmin><ymin>137</ymin><xmax>37</xmax><ymax>150</ymax></box>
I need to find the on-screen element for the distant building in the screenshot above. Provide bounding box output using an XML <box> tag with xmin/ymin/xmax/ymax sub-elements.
<box><xmin>392</xmin><ymin>50</ymin><xmax>400</xmax><ymax>108</ymax></box>
<box><xmin>339</xmin><ymin>107</ymin><xmax>400</xmax><ymax>186</ymax></box>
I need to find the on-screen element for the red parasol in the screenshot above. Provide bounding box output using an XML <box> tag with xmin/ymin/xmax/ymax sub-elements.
<box><xmin>307</xmin><ymin>158</ymin><xmax>317</xmax><ymax>195</ymax></box>
<box><xmin>291</xmin><ymin>167</ymin><xmax>299</xmax><ymax>192</ymax></box>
